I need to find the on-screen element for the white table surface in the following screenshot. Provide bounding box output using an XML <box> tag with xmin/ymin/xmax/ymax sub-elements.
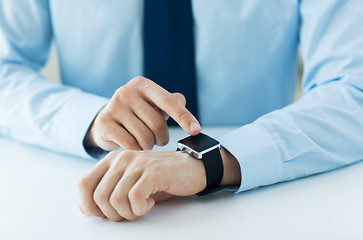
<box><xmin>1</xmin><ymin>127</ymin><xmax>363</xmax><ymax>240</ymax></box>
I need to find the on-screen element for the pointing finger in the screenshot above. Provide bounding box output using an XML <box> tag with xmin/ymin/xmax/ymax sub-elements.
<box><xmin>129</xmin><ymin>78</ymin><xmax>201</xmax><ymax>135</ymax></box>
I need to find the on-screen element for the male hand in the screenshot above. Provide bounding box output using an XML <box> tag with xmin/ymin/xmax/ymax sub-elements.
<box><xmin>85</xmin><ymin>76</ymin><xmax>201</xmax><ymax>151</ymax></box>
<box><xmin>78</xmin><ymin>150</ymin><xmax>207</xmax><ymax>221</ymax></box>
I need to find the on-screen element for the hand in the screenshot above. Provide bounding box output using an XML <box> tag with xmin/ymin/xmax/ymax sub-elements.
<box><xmin>78</xmin><ymin>150</ymin><xmax>207</xmax><ymax>221</ymax></box>
<box><xmin>84</xmin><ymin>76</ymin><xmax>201</xmax><ymax>151</ymax></box>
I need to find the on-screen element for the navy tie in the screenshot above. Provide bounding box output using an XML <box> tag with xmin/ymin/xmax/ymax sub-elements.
<box><xmin>143</xmin><ymin>0</ymin><xmax>198</xmax><ymax>124</ymax></box>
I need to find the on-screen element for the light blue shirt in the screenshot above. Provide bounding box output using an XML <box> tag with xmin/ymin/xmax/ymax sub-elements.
<box><xmin>1</xmin><ymin>0</ymin><xmax>363</xmax><ymax>193</ymax></box>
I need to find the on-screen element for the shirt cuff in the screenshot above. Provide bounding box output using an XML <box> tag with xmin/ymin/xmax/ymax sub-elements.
<box><xmin>217</xmin><ymin>123</ymin><xmax>283</xmax><ymax>193</ymax></box>
<box><xmin>55</xmin><ymin>91</ymin><xmax>109</xmax><ymax>159</ymax></box>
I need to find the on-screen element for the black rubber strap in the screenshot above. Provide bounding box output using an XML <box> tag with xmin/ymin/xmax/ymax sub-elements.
<box><xmin>197</xmin><ymin>148</ymin><xmax>224</xmax><ymax>196</ymax></box>
<box><xmin>176</xmin><ymin>145</ymin><xmax>224</xmax><ymax>196</ymax></box>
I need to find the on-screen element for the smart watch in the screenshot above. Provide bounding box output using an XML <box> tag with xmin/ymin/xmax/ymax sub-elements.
<box><xmin>177</xmin><ymin>133</ymin><xmax>224</xmax><ymax>196</ymax></box>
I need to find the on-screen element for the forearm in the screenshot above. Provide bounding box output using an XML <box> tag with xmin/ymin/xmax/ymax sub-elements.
<box><xmin>218</xmin><ymin>79</ymin><xmax>363</xmax><ymax>192</ymax></box>
<box><xmin>0</xmin><ymin>0</ymin><xmax>110</xmax><ymax>157</ymax></box>
<box><xmin>218</xmin><ymin>0</ymin><xmax>363</xmax><ymax>192</ymax></box>
<box><xmin>0</xmin><ymin>65</ymin><xmax>108</xmax><ymax>157</ymax></box>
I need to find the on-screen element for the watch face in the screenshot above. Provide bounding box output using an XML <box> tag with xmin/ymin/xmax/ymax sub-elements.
<box><xmin>177</xmin><ymin>133</ymin><xmax>219</xmax><ymax>152</ymax></box>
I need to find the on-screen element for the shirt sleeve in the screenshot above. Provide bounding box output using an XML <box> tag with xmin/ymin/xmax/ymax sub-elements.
<box><xmin>217</xmin><ymin>0</ymin><xmax>363</xmax><ymax>193</ymax></box>
<box><xmin>0</xmin><ymin>0</ymin><xmax>109</xmax><ymax>158</ymax></box>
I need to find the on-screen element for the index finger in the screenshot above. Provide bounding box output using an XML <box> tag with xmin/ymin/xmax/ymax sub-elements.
<box><xmin>132</xmin><ymin>78</ymin><xmax>201</xmax><ymax>135</ymax></box>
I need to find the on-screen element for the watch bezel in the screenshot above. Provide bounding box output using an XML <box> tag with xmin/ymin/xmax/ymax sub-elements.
<box><xmin>177</xmin><ymin>133</ymin><xmax>221</xmax><ymax>159</ymax></box>
<box><xmin>177</xmin><ymin>142</ymin><xmax>221</xmax><ymax>159</ymax></box>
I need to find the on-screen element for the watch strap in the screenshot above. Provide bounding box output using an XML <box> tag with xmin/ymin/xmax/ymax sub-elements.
<box><xmin>197</xmin><ymin>147</ymin><xmax>224</xmax><ymax>196</ymax></box>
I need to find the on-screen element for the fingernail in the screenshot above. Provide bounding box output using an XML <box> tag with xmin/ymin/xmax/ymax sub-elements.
<box><xmin>189</xmin><ymin>122</ymin><xmax>201</xmax><ymax>133</ymax></box>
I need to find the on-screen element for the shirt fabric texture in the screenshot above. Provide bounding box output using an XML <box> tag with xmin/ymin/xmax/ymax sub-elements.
<box><xmin>1</xmin><ymin>0</ymin><xmax>363</xmax><ymax>193</ymax></box>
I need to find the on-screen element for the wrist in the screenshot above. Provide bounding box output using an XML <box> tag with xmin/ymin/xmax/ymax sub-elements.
<box><xmin>177</xmin><ymin>133</ymin><xmax>240</xmax><ymax>194</ymax></box>
<box><xmin>175</xmin><ymin>151</ymin><xmax>207</xmax><ymax>194</ymax></box>
<box><xmin>219</xmin><ymin>147</ymin><xmax>241</xmax><ymax>186</ymax></box>
<box><xmin>84</xmin><ymin>122</ymin><xmax>97</xmax><ymax>147</ymax></box>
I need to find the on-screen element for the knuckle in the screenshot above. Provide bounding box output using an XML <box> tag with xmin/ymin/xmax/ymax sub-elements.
<box><xmin>161</xmin><ymin>92</ymin><xmax>178</xmax><ymax>105</ymax></box>
<box><xmin>149</xmin><ymin>162</ymin><xmax>164</xmax><ymax>175</ymax></box>
<box><xmin>162</xmin><ymin>92</ymin><xmax>186</xmax><ymax>107</ymax></box>
<box><xmin>101</xmin><ymin>152</ymin><xmax>118</xmax><ymax>165</ymax></box>
<box><xmin>93</xmin><ymin>190</ymin><xmax>107</xmax><ymax>206</ymax></box>
<box><xmin>118</xmin><ymin>150</ymin><xmax>135</xmax><ymax>161</ymax></box>
<box><xmin>128</xmin><ymin>188</ymin><xmax>140</xmax><ymax>203</ymax></box>
<box><xmin>128</xmin><ymin>189</ymin><xmax>148</xmax><ymax>217</ymax></box>
<box><xmin>78</xmin><ymin>177</ymin><xmax>91</xmax><ymax>192</ymax></box>
<box><xmin>128</xmin><ymin>76</ymin><xmax>148</xmax><ymax>88</ymax></box>
<box><xmin>178</xmin><ymin>110</ymin><xmax>192</xmax><ymax>122</ymax></box>
<box><xmin>127</xmin><ymin>164</ymin><xmax>143</xmax><ymax>176</ymax></box>
<box><xmin>95</xmin><ymin>114</ymin><xmax>109</xmax><ymax>127</ymax></box>
<box><xmin>122</xmin><ymin>137</ymin><xmax>139</xmax><ymax>150</ymax></box>
<box><xmin>139</xmin><ymin>131</ymin><xmax>154</xmax><ymax>147</ymax></box>
<box><xmin>131</xmin><ymin>156</ymin><xmax>144</xmax><ymax>167</ymax></box>
<box><xmin>98</xmin><ymin>133</ymin><xmax>109</xmax><ymax>144</ymax></box>
<box><xmin>116</xmin><ymin>86</ymin><xmax>133</xmax><ymax>100</ymax></box>
<box><xmin>158</xmin><ymin>137</ymin><xmax>169</xmax><ymax>146</ymax></box>
<box><xmin>109</xmin><ymin>195</ymin><xmax>138</xmax><ymax>221</ymax></box>
<box><xmin>109</xmin><ymin>195</ymin><xmax>122</xmax><ymax>209</ymax></box>
<box><xmin>109</xmin><ymin>156</ymin><xmax>124</xmax><ymax>170</ymax></box>
<box><xmin>173</xmin><ymin>93</ymin><xmax>186</xmax><ymax>105</ymax></box>
<box><xmin>106</xmin><ymin>99</ymin><xmax>119</xmax><ymax>113</ymax></box>
<box><xmin>151</xmin><ymin>119</ymin><xmax>169</xmax><ymax>146</ymax></box>
<box><xmin>106</xmin><ymin>150</ymin><xmax>119</xmax><ymax>159</ymax></box>
<box><xmin>151</xmin><ymin>117</ymin><xmax>167</xmax><ymax>132</ymax></box>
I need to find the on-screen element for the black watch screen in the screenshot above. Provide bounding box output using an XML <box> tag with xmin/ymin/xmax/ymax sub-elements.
<box><xmin>177</xmin><ymin>133</ymin><xmax>219</xmax><ymax>152</ymax></box>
